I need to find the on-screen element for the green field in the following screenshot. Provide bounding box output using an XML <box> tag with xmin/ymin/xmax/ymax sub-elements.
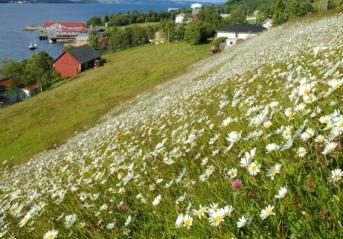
<box><xmin>0</xmin><ymin>42</ymin><xmax>209</xmax><ymax>166</ymax></box>
<box><xmin>118</xmin><ymin>22</ymin><xmax>159</xmax><ymax>29</ymax></box>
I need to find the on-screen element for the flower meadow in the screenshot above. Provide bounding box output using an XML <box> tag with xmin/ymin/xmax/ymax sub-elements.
<box><xmin>1</xmin><ymin>15</ymin><xmax>343</xmax><ymax>239</ymax></box>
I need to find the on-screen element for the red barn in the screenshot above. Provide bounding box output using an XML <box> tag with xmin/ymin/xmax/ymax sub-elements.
<box><xmin>53</xmin><ymin>45</ymin><xmax>100</xmax><ymax>78</ymax></box>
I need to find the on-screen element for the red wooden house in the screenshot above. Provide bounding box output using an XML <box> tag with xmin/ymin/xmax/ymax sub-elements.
<box><xmin>53</xmin><ymin>45</ymin><xmax>100</xmax><ymax>78</ymax></box>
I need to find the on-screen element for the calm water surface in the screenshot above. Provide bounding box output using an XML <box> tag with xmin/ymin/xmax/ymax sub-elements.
<box><xmin>0</xmin><ymin>3</ymin><xmax>189</xmax><ymax>62</ymax></box>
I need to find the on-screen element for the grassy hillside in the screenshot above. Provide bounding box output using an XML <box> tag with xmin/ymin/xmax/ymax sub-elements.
<box><xmin>0</xmin><ymin>42</ymin><xmax>209</xmax><ymax>166</ymax></box>
<box><xmin>0</xmin><ymin>15</ymin><xmax>342</xmax><ymax>239</ymax></box>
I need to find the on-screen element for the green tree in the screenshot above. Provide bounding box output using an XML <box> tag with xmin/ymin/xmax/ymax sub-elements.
<box><xmin>87</xmin><ymin>16</ymin><xmax>103</xmax><ymax>27</ymax></box>
<box><xmin>1</xmin><ymin>60</ymin><xmax>27</xmax><ymax>87</ymax></box>
<box><xmin>285</xmin><ymin>0</ymin><xmax>313</xmax><ymax>18</ymax></box>
<box><xmin>131</xmin><ymin>25</ymin><xmax>148</xmax><ymax>46</ymax></box>
<box><xmin>0</xmin><ymin>51</ymin><xmax>57</xmax><ymax>90</ymax></box>
<box><xmin>256</xmin><ymin>4</ymin><xmax>274</xmax><ymax>24</ymax></box>
<box><xmin>223</xmin><ymin>5</ymin><xmax>248</xmax><ymax>24</ymax></box>
<box><xmin>272</xmin><ymin>0</ymin><xmax>288</xmax><ymax>24</ymax></box>
<box><xmin>88</xmin><ymin>30</ymin><xmax>100</xmax><ymax>50</ymax></box>
<box><xmin>64</xmin><ymin>44</ymin><xmax>73</xmax><ymax>51</ymax></box>
<box><xmin>174</xmin><ymin>24</ymin><xmax>186</xmax><ymax>41</ymax></box>
<box><xmin>160</xmin><ymin>20</ymin><xmax>176</xmax><ymax>43</ymax></box>
<box><xmin>184</xmin><ymin>21</ymin><xmax>209</xmax><ymax>45</ymax></box>
<box><xmin>198</xmin><ymin>6</ymin><xmax>222</xmax><ymax>28</ymax></box>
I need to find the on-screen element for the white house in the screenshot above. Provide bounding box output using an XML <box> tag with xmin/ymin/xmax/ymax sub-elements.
<box><xmin>175</xmin><ymin>13</ymin><xmax>192</xmax><ymax>24</ymax></box>
<box><xmin>191</xmin><ymin>3</ymin><xmax>202</xmax><ymax>10</ymax></box>
<box><xmin>191</xmin><ymin>3</ymin><xmax>202</xmax><ymax>20</ymax></box>
<box><xmin>263</xmin><ymin>19</ymin><xmax>273</xmax><ymax>29</ymax></box>
<box><xmin>216</xmin><ymin>24</ymin><xmax>266</xmax><ymax>47</ymax></box>
<box><xmin>0</xmin><ymin>78</ymin><xmax>41</xmax><ymax>107</ymax></box>
<box><xmin>175</xmin><ymin>14</ymin><xmax>185</xmax><ymax>24</ymax></box>
<box><xmin>220</xmin><ymin>14</ymin><xmax>231</xmax><ymax>19</ymax></box>
<box><xmin>168</xmin><ymin>8</ymin><xmax>179</xmax><ymax>12</ymax></box>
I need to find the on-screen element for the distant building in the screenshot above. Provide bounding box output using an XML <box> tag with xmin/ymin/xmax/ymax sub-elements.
<box><xmin>43</xmin><ymin>22</ymin><xmax>85</xmax><ymax>30</ymax></box>
<box><xmin>53</xmin><ymin>45</ymin><xmax>101</xmax><ymax>78</ymax></box>
<box><xmin>175</xmin><ymin>14</ymin><xmax>186</xmax><ymax>24</ymax></box>
<box><xmin>0</xmin><ymin>78</ymin><xmax>41</xmax><ymax>107</ymax></box>
<box><xmin>220</xmin><ymin>14</ymin><xmax>231</xmax><ymax>19</ymax></box>
<box><xmin>41</xmin><ymin>22</ymin><xmax>88</xmax><ymax>43</ymax></box>
<box><xmin>216</xmin><ymin>24</ymin><xmax>266</xmax><ymax>47</ymax></box>
<box><xmin>263</xmin><ymin>19</ymin><xmax>273</xmax><ymax>29</ymax></box>
<box><xmin>70</xmin><ymin>32</ymin><xmax>88</xmax><ymax>47</ymax></box>
<box><xmin>168</xmin><ymin>8</ymin><xmax>179</xmax><ymax>12</ymax></box>
<box><xmin>191</xmin><ymin>3</ymin><xmax>202</xmax><ymax>21</ymax></box>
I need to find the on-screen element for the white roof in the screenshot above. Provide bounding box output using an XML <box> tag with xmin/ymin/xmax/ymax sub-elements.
<box><xmin>191</xmin><ymin>3</ymin><xmax>202</xmax><ymax>9</ymax></box>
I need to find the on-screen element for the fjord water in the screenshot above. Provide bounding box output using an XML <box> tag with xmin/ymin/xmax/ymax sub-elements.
<box><xmin>0</xmin><ymin>3</ymin><xmax>189</xmax><ymax>62</ymax></box>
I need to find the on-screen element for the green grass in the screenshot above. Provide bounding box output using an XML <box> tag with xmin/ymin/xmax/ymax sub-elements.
<box><xmin>0</xmin><ymin>42</ymin><xmax>209</xmax><ymax>166</ymax></box>
<box><xmin>313</xmin><ymin>0</ymin><xmax>343</xmax><ymax>11</ymax></box>
<box><xmin>118</xmin><ymin>22</ymin><xmax>159</xmax><ymax>29</ymax></box>
<box><xmin>1</xmin><ymin>14</ymin><xmax>342</xmax><ymax>239</ymax></box>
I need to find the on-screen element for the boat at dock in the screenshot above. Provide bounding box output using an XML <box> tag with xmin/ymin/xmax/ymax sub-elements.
<box><xmin>24</xmin><ymin>25</ymin><xmax>39</xmax><ymax>31</ymax></box>
<box><xmin>28</xmin><ymin>41</ymin><xmax>37</xmax><ymax>50</ymax></box>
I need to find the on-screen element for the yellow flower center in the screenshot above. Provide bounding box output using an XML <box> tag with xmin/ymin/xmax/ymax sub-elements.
<box><xmin>47</xmin><ymin>235</ymin><xmax>54</xmax><ymax>239</ymax></box>
<box><xmin>184</xmin><ymin>218</ymin><xmax>191</xmax><ymax>226</ymax></box>
<box><xmin>266</xmin><ymin>209</ymin><xmax>273</xmax><ymax>217</ymax></box>
<box><xmin>250</xmin><ymin>165</ymin><xmax>257</xmax><ymax>171</ymax></box>
<box><xmin>215</xmin><ymin>215</ymin><xmax>222</xmax><ymax>223</ymax></box>
<box><xmin>271</xmin><ymin>169</ymin><xmax>278</xmax><ymax>175</ymax></box>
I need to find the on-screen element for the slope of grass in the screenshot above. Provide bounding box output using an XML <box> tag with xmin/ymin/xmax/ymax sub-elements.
<box><xmin>0</xmin><ymin>15</ymin><xmax>342</xmax><ymax>239</ymax></box>
<box><xmin>0</xmin><ymin>42</ymin><xmax>209</xmax><ymax>166</ymax></box>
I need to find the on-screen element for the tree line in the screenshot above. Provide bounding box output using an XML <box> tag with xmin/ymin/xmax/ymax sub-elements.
<box><xmin>88</xmin><ymin>0</ymin><xmax>341</xmax><ymax>50</ymax></box>
<box><xmin>87</xmin><ymin>10</ymin><xmax>179</xmax><ymax>27</ymax></box>
<box><xmin>0</xmin><ymin>51</ymin><xmax>59</xmax><ymax>90</ymax></box>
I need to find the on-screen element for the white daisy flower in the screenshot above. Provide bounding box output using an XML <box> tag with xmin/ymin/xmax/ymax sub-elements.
<box><xmin>106</xmin><ymin>223</ymin><xmax>115</xmax><ymax>230</ymax></box>
<box><xmin>263</xmin><ymin>121</ymin><xmax>273</xmax><ymax>128</ymax></box>
<box><xmin>322</xmin><ymin>141</ymin><xmax>337</xmax><ymax>155</ymax></box>
<box><xmin>248</xmin><ymin>162</ymin><xmax>260</xmax><ymax>175</ymax></box>
<box><xmin>208</xmin><ymin>209</ymin><xmax>225</xmax><ymax>226</ymax></box>
<box><xmin>282</xmin><ymin>126</ymin><xmax>292</xmax><ymax>140</ymax></box>
<box><xmin>64</xmin><ymin>214</ymin><xmax>77</xmax><ymax>229</ymax></box>
<box><xmin>226</xmin><ymin>131</ymin><xmax>241</xmax><ymax>144</ymax></box>
<box><xmin>266</xmin><ymin>143</ymin><xmax>280</xmax><ymax>152</ymax></box>
<box><xmin>240</xmin><ymin>148</ymin><xmax>256</xmax><ymax>168</ymax></box>
<box><xmin>19</xmin><ymin>212</ymin><xmax>32</xmax><ymax>228</ymax></box>
<box><xmin>43</xmin><ymin>230</ymin><xmax>58</xmax><ymax>239</ymax></box>
<box><xmin>152</xmin><ymin>194</ymin><xmax>161</xmax><ymax>207</ymax></box>
<box><xmin>329</xmin><ymin>169</ymin><xmax>343</xmax><ymax>184</ymax></box>
<box><xmin>222</xmin><ymin>117</ymin><xmax>234</xmax><ymax>127</ymax></box>
<box><xmin>193</xmin><ymin>205</ymin><xmax>206</xmax><ymax>219</ymax></box>
<box><xmin>237</xmin><ymin>215</ymin><xmax>248</xmax><ymax>228</ymax></box>
<box><xmin>175</xmin><ymin>214</ymin><xmax>184</xmax><ymax>228</ymax></box>
<box><xmin>315</xmin><ymin>135</ymin><xmax>325</xmax><ymax>143</ymax></box>
<box><xmin>227</xmin><ymin>168</ymin><xmax>238</xmax><ymax>179</ymax></box>
<box><xmin>124</xmin><ymin>215</ymin><xmax>132</xmax><ymax>227</ymax></box>
<box><xmin>260</xmin><ymin>205</ymin><xmax>275</xmax><ymax>220</ymax></box>
<box><xmin>266</xmin><ymin>164</ymin><xmax>282</xmax><ymax>180</ymax></box>
<box><xmin>297</xmin><ymin>147</ymin><xmax>307</xmax><ymax>158</ymax></box>
<box><xmin>182</xmin><ymin>214</ymin><xmax>193</xmax><ymax>229</ymax></box>
<box><xmin>275</xmin><ymin>187</ymin><xmax>288</xmax><ymax>199</ymax></box>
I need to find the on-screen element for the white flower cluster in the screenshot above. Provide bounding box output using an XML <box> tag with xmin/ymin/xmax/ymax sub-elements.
<box><xmin>0</xmin><ymin>14</ymin><xmax>342</xmax><ymax>238</ymax></box>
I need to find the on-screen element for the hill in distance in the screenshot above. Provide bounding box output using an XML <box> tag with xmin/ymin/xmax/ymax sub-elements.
<box><xmin>0</xmin><ymin>0</ymin><xmax>98</xmax><ymax>3</ymax></box>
